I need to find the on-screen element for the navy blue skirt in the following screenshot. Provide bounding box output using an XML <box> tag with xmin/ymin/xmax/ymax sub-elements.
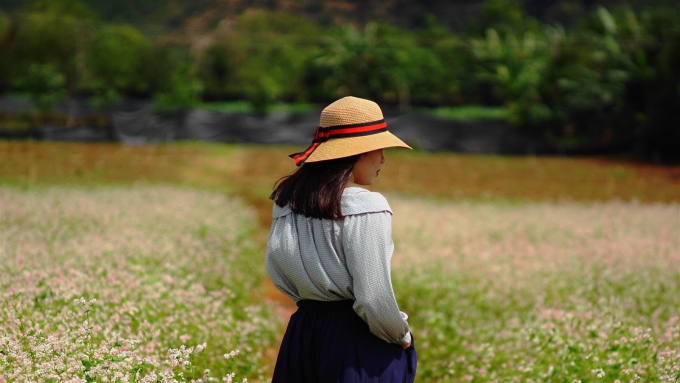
<box><xmin>272</xmin><ymin>300</ymin><xmax>417</xmax><ymax>383</ymax></box>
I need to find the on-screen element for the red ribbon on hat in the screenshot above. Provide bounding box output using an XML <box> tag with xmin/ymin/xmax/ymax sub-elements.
<box><xmin>289</xmin><ymin>119</ymin><xmax>387</xmax><ymax>166</ymax></box>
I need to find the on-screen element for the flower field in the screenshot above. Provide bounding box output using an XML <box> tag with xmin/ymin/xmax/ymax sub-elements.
<box><xmin>0</xmin><ymin>185</ymin><xmax>278</xmax><ymax>382</ymax></box>
<box><xmin>1</xmin><ymin>142</ymin><xmax>679</xmax><ymax>382</ymax></box>
<box><xmin>390</xmin><ymin>198</ymin><xmax>680</xmax><ymax>382</ymax></box>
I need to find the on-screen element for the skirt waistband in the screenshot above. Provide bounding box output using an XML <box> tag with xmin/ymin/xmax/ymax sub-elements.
<box><xmin>296</xmin><ymin>299</ymin><xmax>354</xmax><ymax>310</ymax></box>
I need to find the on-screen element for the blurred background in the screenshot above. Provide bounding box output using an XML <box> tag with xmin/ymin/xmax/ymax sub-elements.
<box><xmin>0</xmin><ymin>0</ymin><xmax>679</xmax><ymax>160</ymax></box>
<box><xmin>2</xmin><ymin>2</ymin><xmax>680</xmax><ymax>381</ymax></box>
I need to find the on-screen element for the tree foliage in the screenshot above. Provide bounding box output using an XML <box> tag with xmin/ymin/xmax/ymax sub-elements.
<box><xmin>0</xmin><ymin>0</ymin><xmax>678</xmax><ymax>154</ymax></box>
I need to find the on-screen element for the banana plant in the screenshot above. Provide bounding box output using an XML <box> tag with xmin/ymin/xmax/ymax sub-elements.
<box><xmin>549</xmin><ymin>6</ymin><xmax>642</xmax><ymax>136</ymax></box>
<box><xmin>311</xmin><ymin>23</ymin><xmax>432</xmax><ymax>108</ymax></box>
<box><xmin>470</xmin><ymin>27</ymin><xmax>563</xmax><ymax>126</ymax></box>
<box><xmin>312</xmin><ymin>24</ymin><xmax>392</xmax><ymax>100</ymax></box>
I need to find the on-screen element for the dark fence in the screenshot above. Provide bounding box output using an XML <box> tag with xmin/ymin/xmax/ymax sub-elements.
<box><xmin>0</xmin><ymin>97</ymin><xmax>644</xmax><ymax>155</ymax></box>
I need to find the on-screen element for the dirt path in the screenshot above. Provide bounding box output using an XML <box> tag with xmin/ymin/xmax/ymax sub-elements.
<box><xmin>235</xmin><ymin>183</ymin><xmax>297</xmax><ymax>318</ymax></box>
<box><xmin>238</xmin><ymin>190</ymin><xmax>296</xmax><ymax>377</ymax></box>
<box><xmin>228</xmin><ymin>152</ymin><xmax>298</xmax><ymax>378</ymax></box>
<box><xmin>255</xmin><ymin>222</ymin><xmax>296</xmax><ymax>376</ymax></box>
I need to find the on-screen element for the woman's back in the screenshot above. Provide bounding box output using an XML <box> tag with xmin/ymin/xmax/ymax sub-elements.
<box><xmin>266</xmin><ymin>186</ymin><xmax>411</xmax><ymax>345</ymax></box>
<box><xmin>266</xmin><ymin>187</ymin><xmax>391</xmax><ymax>302</ymax></box>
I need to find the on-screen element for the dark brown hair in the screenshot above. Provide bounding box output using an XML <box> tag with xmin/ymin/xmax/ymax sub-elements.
<box><xmin>270</xmin><ymin>155</ymin><xmax>360</xmax><ymax>220</ymax></box>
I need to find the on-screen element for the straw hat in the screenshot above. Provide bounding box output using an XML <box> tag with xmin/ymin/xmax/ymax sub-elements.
<box><xmin>289</xmin><ymin>96</ymin><xmax>412</xmax><ymax>165</ymax></box>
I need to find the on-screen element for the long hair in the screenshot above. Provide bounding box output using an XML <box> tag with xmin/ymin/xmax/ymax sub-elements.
<box><xmin>270</xmin><ymin>155</ymin><xmax>360</xmax><ymax>220</ymax></box>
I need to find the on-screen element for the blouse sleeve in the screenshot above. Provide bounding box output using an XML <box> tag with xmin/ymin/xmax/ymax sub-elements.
<box><xmin>343</xmin><ymin>211</ymin><xmax>412</xmax><ymax>346</ymax></box>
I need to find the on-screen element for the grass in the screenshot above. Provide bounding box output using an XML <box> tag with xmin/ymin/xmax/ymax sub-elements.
<box><xmin>419</xmin><ymin>105</ymin><xmax>508</xmax><ymax>121</ymax></box>
<box><xmin>198</xmin><ymin>101</ymin><xmax>319</xmax><ymax>114</ymax></box>
<box><xmin>1</xmin><ymin>141</ymin><xmax>679</xmax><ymax>382</ymax></box>
<box><xmin>2</xmin><ymin>141</ymin><xmax>678</xmax><ymax>206</ymax></box>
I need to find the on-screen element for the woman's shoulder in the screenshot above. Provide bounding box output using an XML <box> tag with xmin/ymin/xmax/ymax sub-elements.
<box><xmin>341</xmin><ymin>187</ymin><xmax>392</xmax><ymax>216</ymax></box>
<box><xmin>272</xmin><ymin>202</ymin><xmax>292</xmax><ymax>219</ymax></box>
<box><xmin>271</xmin><ymin>187</ymin><xmax>392</xmax><ymax>219</ymax></box>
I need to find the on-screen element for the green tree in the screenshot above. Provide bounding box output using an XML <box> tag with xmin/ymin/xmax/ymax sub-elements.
<box><xmin>85</xmin><ymin>25</ymin><xmax>154</xmax><ymax>109</ymax></box>
<box><xmin>465</xmin><ymin>0</ymin><xmax>541</xmax><ymax>37</ymax></box>
<box><xmin>198</xmin><ymin>43</ymin><xmax>233</xmax><ymax>99</ymax></box>
<box><xmin>204</xmin><ymin>11</ymin><xmax>322</xmax><ymax>113</ymax></box>
<box><xmin>635</xmin><ymin>4</ymin><xmax>680</xmax><ymax>156</ymax></box>
<box><xmin>307</xmin><ymin>23</ymin><xmax>439</xmax><ymax>108</ymax></box>
<box><xmin>13</xmin><ymin>63</ymin><xmax>67</xmax><ymax>113</ymax></box>
<box><xmin>470</xmin><ymin>27</ymin><xmax>560</xmax><ymax>126</ymax></box>
<box><xmin>413</xmin><ymin>16</ymin><xmax>469</xmax><ymax>105</ymax></box>
<box><xmin>0</xmin><ymin>11</ymin><xmax>12</xmax><ymax>92</ymax></box>
<box><xmin>6</xmin><ymin>0</ymin><xmax>98</xmax><ymax>94</ymax></box>
<box><xmin>544</xmin><ymin>6</ymin><xmax>652</xmax><ymax>142</ymax></box>
<box><xmin>308</xmin><ymin>24</ymin><xmax>389</xmax><ymax>102</ymax></box>
<box><xmin>152</xmin><ymin>43</ymin><xmax>202</xmax><ymax>110</ymax></box>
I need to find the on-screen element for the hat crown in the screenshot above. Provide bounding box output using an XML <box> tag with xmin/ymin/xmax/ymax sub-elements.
<box><xmin>319</xmin><ymin>96</ymin><xmax>384</xmax><ymax>128</ymax></box>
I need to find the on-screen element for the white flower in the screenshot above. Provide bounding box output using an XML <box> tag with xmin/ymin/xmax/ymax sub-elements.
<box><xmin>591</xmin><ymin>368</ymin><xmax>605</xmax><ymax>379</ymax></box>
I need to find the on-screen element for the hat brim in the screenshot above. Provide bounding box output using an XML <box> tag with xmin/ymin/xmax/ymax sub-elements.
<box><xmin>304</xmin><ymin>131</ymin><xmax>412</xmax><ymax>163</ymax></box>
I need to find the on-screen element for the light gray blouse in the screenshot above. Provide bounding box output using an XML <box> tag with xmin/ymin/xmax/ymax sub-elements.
<box><xmin>265</xmin><ymin>186</ymin><xmax>412</xmax><ymax>346</ymax></box>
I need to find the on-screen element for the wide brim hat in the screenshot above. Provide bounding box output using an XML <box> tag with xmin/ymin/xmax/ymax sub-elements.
<box><xmin>290</xmin><ymin>96</ymin><xmax>412</xmax><ymax>166</ymax></box>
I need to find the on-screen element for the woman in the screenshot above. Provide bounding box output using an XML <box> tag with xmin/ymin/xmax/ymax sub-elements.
<box><xmin>266</xmin><ymin>96</ymin><xmax>417</xmax><ymax>382</ymax></box>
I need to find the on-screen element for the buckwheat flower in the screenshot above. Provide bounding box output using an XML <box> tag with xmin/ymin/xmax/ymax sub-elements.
<box><xmin>195</xmin><ymin>342</ymin><xmax>207</xmax><ymax>354</ymax></box>
<box><xmin>591</xmin><ymin>368</ymin><xmax>605</xmax><ymax>378</ymax></box>
<box><xmin>140</xmin><ymin>372</ymin><xmax>158</xmax><ymax>383</ymax></box>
